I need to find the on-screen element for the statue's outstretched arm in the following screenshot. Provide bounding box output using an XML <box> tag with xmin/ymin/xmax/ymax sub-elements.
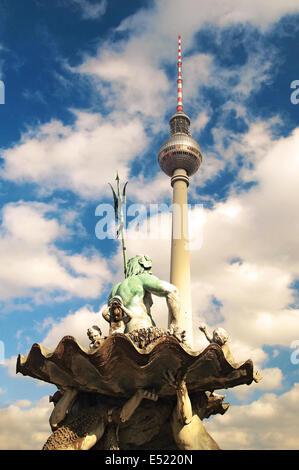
<box><xmin>119</xmin><ymin>389</ymin><xmax>158</xmax><ymax>423</ymax></box>
<box><xmin>49</xmin><ymin>388</ymin><xmax>78</xmax><ymax>430</ymax></box>
<box><xmin>140</xmin><ymin>274</ymin><xmax>180</xmax><ymax>325</ymax></box>
<box><xmin>198</xmin><ymin>324</ymin><xmax>213</xmax><ymax>343</ymax></box>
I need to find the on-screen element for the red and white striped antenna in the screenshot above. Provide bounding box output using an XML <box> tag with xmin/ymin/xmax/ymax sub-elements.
<box><xmin>177</xmin><ymin>35</ymin><xmax>183</xmax><ymax>113</ymax></box>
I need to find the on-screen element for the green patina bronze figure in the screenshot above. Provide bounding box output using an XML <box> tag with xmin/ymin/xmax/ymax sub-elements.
<box><xmin>102</xmin><ymin>254</ymin><xmax>181</xmax><ymax>334</ymax></box>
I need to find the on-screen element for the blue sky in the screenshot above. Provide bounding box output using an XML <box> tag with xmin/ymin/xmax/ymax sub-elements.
<box><xmin>0</xmin><ymin>0</ymin><xmax>299</xmax><ymax>450</ymax></box>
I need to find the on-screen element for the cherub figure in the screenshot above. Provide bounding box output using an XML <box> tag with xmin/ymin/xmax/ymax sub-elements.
<box><xmin>199</xmin><ymin>324</ymin><xmax>262</xmax><ymax>383</ymax></box>
<box><xmin>87</xmin><ymin>325</ymin><xmax>104</xmax><ymax>349</ymax></box>
<box><xmin>102</xmin><ymin>296</ymin><xmax>133</xmax><ymax>335</ymax></box>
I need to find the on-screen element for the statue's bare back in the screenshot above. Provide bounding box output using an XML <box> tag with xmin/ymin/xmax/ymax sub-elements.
<box><xmin>109</xmin><ymin>272</ymin><xmax>179</xmax><ymax>333</ymax></box>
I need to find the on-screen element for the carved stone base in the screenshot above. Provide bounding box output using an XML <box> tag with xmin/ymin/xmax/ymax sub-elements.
<box><xmin>43</xmin><ymin>390</ymin><xmax>228</xmax><ymax>450</ymax></box>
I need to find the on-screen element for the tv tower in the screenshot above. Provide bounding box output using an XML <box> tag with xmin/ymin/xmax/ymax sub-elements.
<box><xmin>158</xmin><ymin>35</ymin><xmax>203</xmax><ymax>346</ymax></box>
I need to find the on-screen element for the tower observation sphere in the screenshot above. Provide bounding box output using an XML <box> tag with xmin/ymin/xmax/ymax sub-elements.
<box><xmin>158</xmin><ymin>35</ymin><xmax>203</xmax><ymax>179</ymax></box>
<box><xmin>158</xmin><ymin>112</ymin><xmax>203</xmax><ymax>178</ymax></box>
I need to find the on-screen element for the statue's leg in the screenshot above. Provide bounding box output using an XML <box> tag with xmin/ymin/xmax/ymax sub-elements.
<box><xmin>49</xmin><ymin>388</ymin><xmax>78</xmax><ymax>430</ymax></box>
<box><xmin>172</xmin><ymin>413</ymin><xmax>220</xmax><ymax>450</ymax></box>
<box><xmin>165</xmin><ymin>369</ymin><xmax>220</xmax><ymax>450</ymax></box>
<box><xmin>165</xmin><ymin>370</ymin><xmax>192</xmax><ymax>425</ymax></box>
<box><xmin>119</xmin><ymin>389</ymin><xmax>158</xmax><ymax>423</ymax></box>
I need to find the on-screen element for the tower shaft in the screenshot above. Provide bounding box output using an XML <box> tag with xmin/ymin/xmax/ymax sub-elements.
<box><xmin>170</xmin><ymin>169</ymin><xmax>193</xmax><ymax>345</ymax></box>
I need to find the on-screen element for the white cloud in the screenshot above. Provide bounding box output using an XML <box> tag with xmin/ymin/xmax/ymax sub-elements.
<box><xmin>3</xmin><ymin>355</ymin><xmax>18</xmax><ymax>377</ymax></box>
<box><xmin>129</xmin><ymin>173</ymin><xmax>170</xmax><ymax>204</ymax></box>
<box><xmin>71</xmin><ymin>0</ymin><xmax>283</xmax><ymax>141</ymax></box>
<box><xmin>0</xmin><ymin>2</ymin><xmax>290</xmax><ymax>202</ymax></box>
<box><xmin>258</xmin><ymin>368</ymin><xmax>284</xmax><ymax>391</ymax></box>
<box><xmin>214</xmin><ymin>0</ymin><xmax>299</xmax><ymax>29</ymax></box>
<box><xmin>0</xmin><ymin>201</ymin><xmax>111</xmax><ymax>302</ymax></box>
<box><xmin>70</xmin><ymin>0</ymin><xmax>107</xmax><ymax>20</ymax></box>
<box><xmin>1</xmin><ymin>201</ymin><xmax>64</xmax><ymax>245</ymax></box>
<box><xmin>119</xmin><ymin>0</ymin><xmax>299</xmax><ymax>36</ymax></box>
<box><xmin>77</xmin><ymin>47</ymin><xmax>170</xmax><ymax>119</ymax></box>
<box><xmin>1</xmin><ymin>112</ymin><xmax>148</xmax><ymax>199</ymax></box>
<box><xmin>183</xmin><ymin>54</ymin><xmax>214</xmax><ymax>101</ymax></box>
<box><xmin>206</xmin><ymin>383</ymin><xmax>299</xmax><ymax>449</ymax></box>
<box><xmin>41</xmin><ymin>304</ymin><xmax>108</xmax><ymax>350</ymax></box>
<box><xmin>192</xmin><ymin>110</ymin><xmax>210</xmax><ymax>134</ymax></box>
<box><xmin>230</xmin><ymin>367</ymin><xmax>284</xmax><ymax>401</ymax></box>
<box><xmin>188</xmin><ymin>125</ymin><xmax>299</xmax><ymax>350</ymax></box>
<box><xmin>0</xmin><ymin>396</ymin><xmax>52</xmax><ymax>450</ymax></box>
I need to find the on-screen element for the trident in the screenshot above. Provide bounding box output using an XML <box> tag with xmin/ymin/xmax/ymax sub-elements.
<box><xmin>109</xmin><ymin>172</ymin><xmax>128</xmax><ymax>278</ymax></box>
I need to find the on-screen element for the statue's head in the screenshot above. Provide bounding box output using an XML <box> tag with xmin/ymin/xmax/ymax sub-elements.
<box><xmin>87</xmin><ymin>325</ymin><xmax>102</xmax><ymax>341</ymax></box>
<box><xmin>126</xmin><ymin>254</ymin><xmax>152</xmax><ymax>277</ymax></box>
<box><xmin>213</xmin><ymin>327</ymin><xmax>228</xmax><ymax>345</ymax></box>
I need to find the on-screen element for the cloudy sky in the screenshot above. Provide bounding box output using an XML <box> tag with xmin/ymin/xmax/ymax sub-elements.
<box><xmin>0</xmin><ymin>0</ymin><xmax>299</xmax><ymax>450</ymax></box>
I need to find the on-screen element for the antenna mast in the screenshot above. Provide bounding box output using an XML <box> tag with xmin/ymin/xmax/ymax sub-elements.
<box><xmin>177</xmin><ymin>35</ymin><xmax>183</xmax><ymax>113</ymax></box>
